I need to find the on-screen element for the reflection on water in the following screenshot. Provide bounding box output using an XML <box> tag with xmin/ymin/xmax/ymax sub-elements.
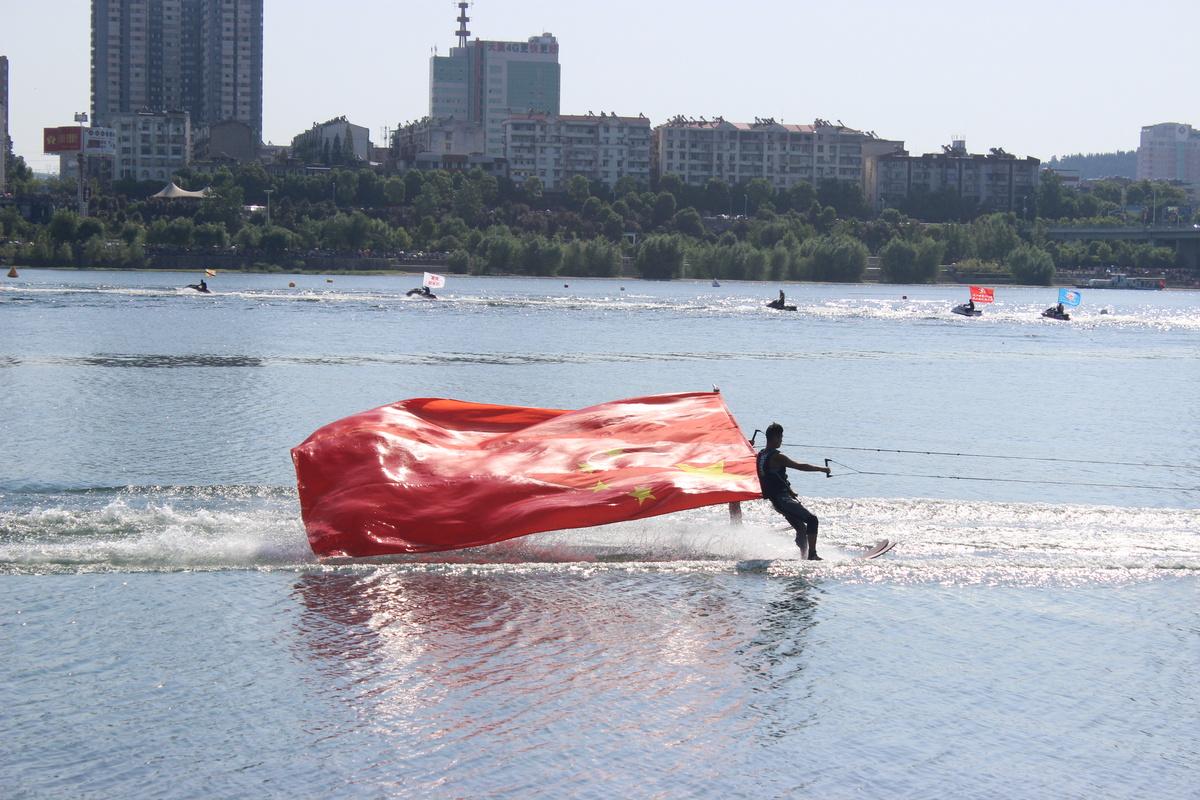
<box><xmin>290</xmin><ymin>569</ymin><xmax>821</xmax><ymax>795</ymax></box>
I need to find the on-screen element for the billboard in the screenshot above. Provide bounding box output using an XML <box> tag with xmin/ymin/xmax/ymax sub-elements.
<box><xmin>83</xmin><ymin>127</ymin><xmax>116</xmax><ymax>156</ymax></box>
<box><xmin>43</xmin><ymin>126</ymin><xmax>82</xmax><ymax>153</ymax></box>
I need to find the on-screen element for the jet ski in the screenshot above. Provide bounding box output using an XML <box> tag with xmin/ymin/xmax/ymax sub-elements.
<box><xmin>185</xmin><ymin>283</ymin><xmax>212</xmax><ymax>294</ymax></box>
<box><xmin>766</xmin><ymin>299</ymin><xmax>796</xmax><ymax>311</ymax></box>
<box><xmin>406</xmin><ymin>287</ymin><xmax>437</xmax><ymax>300</ymax></box>
<box><xmin>1042</xmin><ymin>306</ymin><xmax>1070</xmax><ymax>321</ymax></box>
<box><xmin>951</xmin><ymin>303</ymin><xmax>981</xmax><ymax>317</ymax></box>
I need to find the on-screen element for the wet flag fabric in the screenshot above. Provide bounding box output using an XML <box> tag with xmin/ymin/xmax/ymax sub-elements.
<box><xmin>1058</xmin><ymin>288</ymin><xmax>1082</xmax><ymax>307</ymax></box>
<box><xmin>969</xmin><ymin>285</ymin><xmax>995</xmax><ymax>304</ymax></box>
<box><xmin>423</xmin><ymin>272</ymin><xmax>445</xmax><ymax>289</ymax></box>
<box><xmin>292</xmin><ymin>392</ymin><xmax>761</xmax><ymax>557</ymax></box>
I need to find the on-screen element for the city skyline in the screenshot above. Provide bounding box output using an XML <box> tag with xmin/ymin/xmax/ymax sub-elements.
<box><xmin>4</xmin><ymin>0</ymin><xmax>1199</xmax><ymax>174</ymax></box>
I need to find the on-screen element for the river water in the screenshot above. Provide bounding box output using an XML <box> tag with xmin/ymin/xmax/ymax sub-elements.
<box><xmin>2</xmin><ymin>269</ymin><xmax>1197</xmax><ymax>798</ymax></box>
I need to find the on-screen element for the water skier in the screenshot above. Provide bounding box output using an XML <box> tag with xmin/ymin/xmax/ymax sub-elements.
<box><xmin>757</xmin><ymin>422</ymin><xmax>829</xmax><ymax>559</ymax></box>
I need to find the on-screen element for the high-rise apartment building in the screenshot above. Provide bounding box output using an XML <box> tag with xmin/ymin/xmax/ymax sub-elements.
<box><xmin>872</xmin><ymin>140</ymin><xmax>1040</xmax><ymax>215</ymax></box>
<box><xmin>429</xmin><ymin>3</ymin><xmax>560</xmax><ymax>156</ymax></box>
<box><xmin>1</xmin><ymin>55</ymin><xmax>9</xmax><ymax>193</ymax></box>
<box><xmin>91</xmin><ymin>0</ymin><xmax>185</xmax><ymax>126</ymax></box>
<box><xmin>199</xmin><ymin>0</ymin><xmax>262</xmax><ymax>142</ymax></box>
<box><xmin>503</xmin><ymin>113</ymin><xmax>651</xmax><ymax>190</ymax></box>
<box><xmin>1137</xmin><ymin>123</ymin><xmax>1200</xmax><ymax>187</ymax></box>
<box><xmin>653</xmin><ymin>117</ymin><xmax>902</xmax><ymax>195</ymax></box>
<box><xmin>91</xmin><ymin>0</ymin><xmax>262</xmax><ymax>142</ymax></box>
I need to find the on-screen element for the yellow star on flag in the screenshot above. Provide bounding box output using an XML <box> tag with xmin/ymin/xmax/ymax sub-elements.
<box><xmin>675</xmin><ymin>460</ymin><xmax>736</xmax><ymax>480</ymax></box>
<box><xmin>630</xmin><ymin>486</ymin><xmax>656</xmax><ymax>505</ymax></box>
<box><xmin>590</xmin><ymin>480</ymin><xmax>610</xmax><ymax>493</ymax></box>
<box><xmin>604</xmin><ymin>448</ymin><xmax>624</xmax><ymax>457</ymax></box>
<box><xmin>577</xmin><ymin>461</ymin><xmax>597</xmax><ymax>473</ymax></box>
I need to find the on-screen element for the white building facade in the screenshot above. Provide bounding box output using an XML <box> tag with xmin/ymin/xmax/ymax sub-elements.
<box><xmin>503</xmin><ymin>113</ymin><xmax>651</xmax><ymax>189</ymax></box>
<box><xmin>653</xmin><ymin>117</ymin><xmax>902</xmax><ymax>193</ymax></box>
<box><xmin>110</xmin><ymin>111</ymin><xmax>191</xmax><ymax>182</ymax></box>
<box><xmin>1137</xmin><ymin>123</ymin><xmax>1200</xmax><ymax>187</ymax></box>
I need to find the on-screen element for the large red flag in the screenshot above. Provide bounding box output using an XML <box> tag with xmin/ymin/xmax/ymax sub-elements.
<box><xmin>292</xmin><ymin>392</ymin><xmax>761</xmax><ymax>557</ymax></box>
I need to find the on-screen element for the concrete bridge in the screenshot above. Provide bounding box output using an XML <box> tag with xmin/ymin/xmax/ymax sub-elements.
<box><xmin>1044</xmin><ymin>225</ymin><xmax>1200</xmax><ymax>269</ymax></box>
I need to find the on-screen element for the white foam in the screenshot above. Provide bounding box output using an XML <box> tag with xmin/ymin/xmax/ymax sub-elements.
<box><xmin>1</xmin><ymin>492</ymin><xmax>1196</xmax><ymax>580</ymax></box>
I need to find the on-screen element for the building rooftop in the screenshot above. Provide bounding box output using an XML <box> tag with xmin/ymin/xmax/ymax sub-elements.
<box><xmin>505</xmin><ymin>112</ymin><xmax>649</xmax><ymax>125</ymax></box>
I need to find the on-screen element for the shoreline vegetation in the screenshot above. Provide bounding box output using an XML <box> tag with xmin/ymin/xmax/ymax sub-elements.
<box><xmin>2</xmin><ymin>160</ymin><xmax>1196</xmax><ymax>287</ymax></box>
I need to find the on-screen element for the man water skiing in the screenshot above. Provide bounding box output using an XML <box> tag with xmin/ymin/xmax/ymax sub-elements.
<box><xmin>757</xmin><ymin>422</ymin><xmax>829</xmax><ymax>559</ymax></box>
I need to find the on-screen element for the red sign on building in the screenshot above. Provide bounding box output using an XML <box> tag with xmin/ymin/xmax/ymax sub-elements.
<box><xmin>43</xmin><ymin>126</ymin><xmax>82</xmax><ymax>153</ymax></box>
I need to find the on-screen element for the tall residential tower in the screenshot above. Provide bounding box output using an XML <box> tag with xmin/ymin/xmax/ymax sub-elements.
<box><xmin>90</xmin><ymin>0</ymin><xmax>262</xmax><ymax>141</ymax></box>
<box><xmin>1137</xmin><ymin>123</ymin><xmax>1200</xmax><ymax>188</ymax></box>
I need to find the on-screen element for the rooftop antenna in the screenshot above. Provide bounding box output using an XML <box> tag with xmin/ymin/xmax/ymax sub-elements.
<box><xmin>455</xmin><ymin>1</ymin><xmax>472</xmax><ymax>48</ymax></box>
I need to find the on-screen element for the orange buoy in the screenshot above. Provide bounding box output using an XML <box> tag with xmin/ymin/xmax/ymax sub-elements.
<box><xmin>6</xmin><ymin>267</ymin><xmax>17</xmax><ymax>278</ymax></box>
<box><xmin>288</xmin><ymin>281</ymin><xmax>296</xmax><ymax>288</ymax></box>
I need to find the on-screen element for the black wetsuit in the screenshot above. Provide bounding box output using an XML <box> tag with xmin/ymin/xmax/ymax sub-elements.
<box><xmin>757</xmin><ymin>446</ymin><xmax>819</xmax><ymax>549</ymax></box>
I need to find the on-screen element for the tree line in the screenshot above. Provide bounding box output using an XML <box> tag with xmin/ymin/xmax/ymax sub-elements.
<box><xmin>1</xmin><ymin>152</ymin><xmax>1192</xmax><ymax>284</ymax></box>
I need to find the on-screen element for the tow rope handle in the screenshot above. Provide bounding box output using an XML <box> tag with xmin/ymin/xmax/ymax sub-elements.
<box><xmin>825</xmin><ymin>458</ymin><xmax>832</xmax><ymax>478</ymax></box>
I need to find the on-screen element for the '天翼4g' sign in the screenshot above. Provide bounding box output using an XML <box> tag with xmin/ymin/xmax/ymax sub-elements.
<box><xmin>43</xmin><ymin>126</ymin><xmax>82</xmax><ymax>153</ymax></box>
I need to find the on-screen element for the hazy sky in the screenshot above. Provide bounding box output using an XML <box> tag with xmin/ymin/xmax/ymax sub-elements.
<box><xmin>4</xmin><ymin>0</ymin><xmax>1198</xmax><ymax>173</ymax></box>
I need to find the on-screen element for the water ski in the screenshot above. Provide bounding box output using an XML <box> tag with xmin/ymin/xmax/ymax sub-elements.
<box><xmin>863</xmin><ymin>539</ymin><xmax>896</xmax><ymax>559</ymax></box>
<box><xmin>739</xmin><ymin>538</ymin><xmax>896</xmax><ymax>570</ymax></box>
<box><xmin>952</xmin><ymin>303</ymin><xmax>981</xmax><ymax>317</ymax></box>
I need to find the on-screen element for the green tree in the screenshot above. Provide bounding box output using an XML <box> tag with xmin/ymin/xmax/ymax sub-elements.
<box><xmin>879</xmin><ymin>237</ymin><xmax>944</xmax><ymax>283</ymax></box>
<box><xmin>971</xmin><ymin>213</ymin><xmax>1019</xmax><ymax>262</ymax></box>
<box><xmin>612</xmin><ymin>176</ymin><xmax>640</xmax><ymax>200</ymax></box>
<box><xmin>672</xmin><ymin>207</ymin><xmax>706</xmax><ymax>238</ymax></box>
<box><xmin>260</xmin><ymin>225</ymin><xmax>298</xmax><ymax>255</ymax></box>
<box><xmin>703</xmin><ymin>178</ymin><xmax>731</xmax><ymax>214</ymax></box>
<box><xmin>817</xmin><ymin>179</ymin><xmax>868</xmax><ymax>218</ymax></box>
<box><xmin>745</xmin><ymin>178</ymin><xmax>775</xmax><ymax>213</ymax></box>
<box><xmin>522</xmin><ymin>176</ymin><xmax>544</xmax><ymax>203</ymax></box>
<box><xmin>1007</xmin><ymin>243</ymin><xmax>1055</xmax><ymax>285</ymax></box>
<box><xmin>636</xmin><ymin>234</ymin><xmax>685</xmax><ymax>279</ymax></box>
<box><xmin>522</xmin><ymin>236</ymin><xmax>563</xmax><ymax>275</ymax></box>
<box><xmin>802</xmin><ymin>234</ymin><xmax>868</xmax><ymax>282</ymax></box>
<box><xmin>566</xmin><ymin>175</ymin><xmax>591</xmax><ymax>209</ymax></box>
<box><xmin>194</xmin><ymin>222</ymin><xmax>230</xmax><ymax>249</ymax></box>
<box><xmin>47</xmin><ymin>210</ymin><xmax>80</xmax><ymax>245</ymax></box>
<box><xmin>75</xmin><ymin>217</ymin><xmax>105</xmax><ymax>243</ymax></box>
<box><xmin>383</xmin><ymin>177</ymin><xmax>407</xmax><ymax>205</ymax></box>
<box><xmin>786</xmin><ymin>181</ymin><xmax>817</xmax><ymax>213</ymax></box>
<box><xmin>652</xmin><ymin>191</ymin><xmax>677</xmax><ymax>227</ymax></box>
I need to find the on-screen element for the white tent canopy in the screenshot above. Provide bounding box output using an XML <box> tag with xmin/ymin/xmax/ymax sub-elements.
<box><xmin>150</xmin><ymin>182</ymin><xmax>211</xmax><ymax>199</ymax></box>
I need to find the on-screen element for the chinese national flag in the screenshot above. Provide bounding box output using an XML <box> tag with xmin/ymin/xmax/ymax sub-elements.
<box><xmin>292</xmin><ymin>392</ymin><xmax>761</xmax><ymax>557</ymax></box>
<box><xmin>969</xmin><ymin>285</ymin><xmax>995</xmax><ymax>304</ymax></box>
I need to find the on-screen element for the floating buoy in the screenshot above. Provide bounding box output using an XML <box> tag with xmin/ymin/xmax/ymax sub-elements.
<box><xmin>902</xmin><ymin>295</ymin><xmax>907</xmax><ymax>299</ymax></box>
<box><xmin>6</xmin><ymin>267</ymin><xmax>17</xmax><ymax>278</ymax></box>
<box><xmin>288</xmin><ymin>281</ymin><xmax>296</xmax><ymax>288</ymax></box>
<box><xmin>620</xmin><ymin>286</ymin><xmax>625</xmax><ymax>291</ymax></box>
<box><xmin>563</xmin><ymin>283</ymin><xmax>569</xmax><ymax>288</ymax></box>
<box><xmin>326</xmin><ymin>278</ymin><xmax>333</xmax><ymax>283</ymax></box>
